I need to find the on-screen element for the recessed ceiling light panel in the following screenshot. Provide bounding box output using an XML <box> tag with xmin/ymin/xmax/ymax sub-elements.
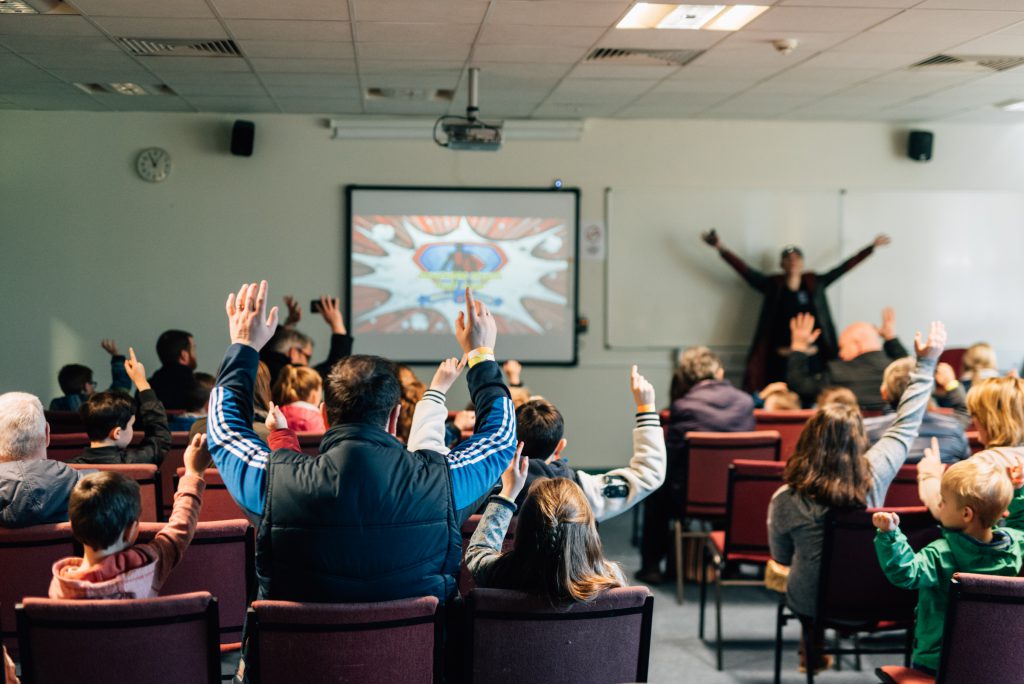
<box><xmin>616</xmin><ymin>3</ymin><xmax>766</xmax><ymax>31</ymax></box>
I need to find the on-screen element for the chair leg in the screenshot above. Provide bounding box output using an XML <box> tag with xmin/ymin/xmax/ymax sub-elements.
<box><xmin>773</xmin><ymin>601</ymin><xmax>786</xmax><ymax>684</ymax></box>
<box><xmin>853</xmin><ymin>633</ymin><xmax>862</xmax><ymax>671</ymax></box>
<box><xmin>698</xmin><ymin>544</ymin><xmax>707</xmax><ymax>638</ymax></box>
<box><xmin>804</xmin><ymin>621</ymin><xmax>816</xmax><ymax>684</ymax></box>
<box><xmin>833</xmin><ymin>631</ymin><xmax>842</xmax><ymax>671</ymax></box>
<box><xmin>904</xmin><ymin>627</ymin><xmax>913</xmax><ymax>667</ymax></box>
<box><xmin>714</xmin><ymin>567</ymin><xmax>724</xmax><ymax>671</ymax></box>
<box><xmin>674</xmin><ymin>521</ymin><xmax>684</xmax><ymax>605</ymax></box>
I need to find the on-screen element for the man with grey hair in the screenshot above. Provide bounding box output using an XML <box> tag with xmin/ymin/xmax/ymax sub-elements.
<box><xmin>0</xmin><ymin>392</ymin><xmax>86</xmax><ymax>527</ymax></box>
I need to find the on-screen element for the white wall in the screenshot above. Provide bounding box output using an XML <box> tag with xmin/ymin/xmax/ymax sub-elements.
<box><xmin>4</xmin><ymin>111</ymin><xmax>1024</xmax><ymax>467</ymax></box>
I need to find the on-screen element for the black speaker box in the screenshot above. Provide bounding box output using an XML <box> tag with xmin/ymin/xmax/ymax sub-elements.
<box><xmin>231</xmin><ymin>120</ymin><xmax>255</xmax><ymax>157</ymax></box>
<box><xmin>908</xmin><ymin>130</ymin><xmax>933</xmax><ymax>162</ymax></box>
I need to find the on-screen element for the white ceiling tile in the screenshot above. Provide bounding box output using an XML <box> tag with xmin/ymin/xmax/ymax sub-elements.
<box><xmin>599</xmin><ymin>28</ymin><xmax>725</xmax><ymax>50</ymax></box>
<box><xmin>212</xmin><ymin>0</ymin><xmax>349</xmax><ymax>21</ymax></box>
<box><xmin>745</xmin><ymin>6</ymin><xmax>902</xmax><ymax>33</ymax></box>
<box><xmin>486</xmin><ymin>1</ymin><xmax>629</xmax><ymax>27</ymax></box>
<box><xmin>23</xmin><ymin>53</ymin><xmax>141</xmax><ymax>70</ymax></box>
<box><xmin>724</xmin><ymin>30</ymin><xmax>854</xmax><ymax>53</ymax></box>
<box><xmin>947</xmin><ymin>31</ymin><xmax>1024</xmax><ymax>54</ymax></box>
<box><xmin>171</xmin><ymin>81</ymin><xmax>269</xmax><ymax>96</ymax></box>
<box><xmin>144</xmin><ymin>56</ymin><xmax>250</xmax><ymax>72</ymax></box>
<box><xmin>3</xmin><ymin>92</ymin><xmax>109</xmax><ymax>110</ymax></box>
<box><xmin>551</xmin><ymin>77</ymin><xmax>656</xmax><ymax>98</ymax></box>
<box><xmin>744</xmin><ymin>79</ymin><xmax>848</xmax><ymax>96</ymax></box>
<box><xmin>478</xmin><ymin>24</ymin><xmax>606</xmax><ymax>47</ymax></box>
<box><xmin>689</xmin><ymin>47</ymin><xmax>798</xmax><ymax>73</ymax></box>
<box><xmin>766</xmin><ymin>66</ymin><xmax>887</xmax><ymax>84</ymax></box>
<box><xmin>668</xmin><ymin>64</ymin><xmax>785</xmax><ymax>82</ymax></box>
<box><xmin>238</xmin><ymin>40</ymin><xmax>354</xmax><ymax>59</ymax></box>
<box><xmin>249</xmin><ymin>58</ymin><xmax>356</xmax><ymax>73</ymax></box>
<box><xmin>359</xmin><ymin>60</ymin><xmax>465</xmax><ymax>74</ymax></box>
<box><xmin>798</xmin><ymin>51</ymin><xmax>927</xmax><ymax>70</ymax></box>
<box><xmin>160</xmin><ymin>71</ymin><xmax>262</xmax><ymax>85</ymax></box>
<box><xmin>360</xmin><ymin>70</ymin><xmax>462</xmax><ymax>89</ymax></box>
<box><xmin>101</xmin><ymin>96</ymin><xmax>197</xmax><ymax>111</ymax></box>
<box><xmin>362</xmin><ymin>99</ymin><xmax>450</xmax><ymax>114</ymax></box>
<box><xmin>871</xmin><ymin>9</ymin><xmax>1024</xmax><ymax>35</ymax></box>
<box><xmin>355</xmin><ymin>22</ymin><xmax>478</xmax><ymax>44</ymax></box>
<box><xmin>0</xmin><ymin>16</ymin><xmax>104</xmax><ymax>36</ymax></box>
<box><xmin>185</xmin><ymin>94</ymin><xmax>279</xmax><ymax>112</ymax></box>
<box><xmin>831</xmin><ymin>31</ymin><xmax>964</xmax><ymax>53</ymax></box>
<box><xmin>70</xmin><ymin>0</ymin><xmax>214</xmax><ymax>18</ymax></box>
<box><xmin>916</xmin><ymin>0</ymin><xmax>1024</xmax><ymax>9</ymax></box>
<box><xmin>276</xmin><ymin>97</ymin><xmax>363</xmax><ymax>113</ymax></box>
<box><xmin>91</xmin><ymin>17</ymin><xmax>228</xmax><ymax>39</ymax></box>
<box><xmin>651</xmin><ymin>76</ymin><xmax>758</xmax><ymax>94</ymax></box>
<box><xmin>356</xmin><ymin>42</ymin><xmax>470</xmax><ymax>61</ymax></box>
<box><xmin>532</xmin><ymin>101</ymin><xmax>622</xmax><ymax>117</ymax></box>
<box><xmin>628</xmin><ymin>92</ymin><xmax>728</xmax><ymax>108</ymax></box>
<box><xmin>260</xmin><ymin>71</ymin><xmax>361</xmax><ymax>86</ymax></box>
<box><xmin>779</xmin><ymin>0</ymin><xmax>917</xmax><ymax>6</ymax></box>
<box><xmin>0</xmin><ymin>35</ymin><xmax>125</xmax><ymax>55</ymax></box>
<box><xmin>226</xmin><ymin>20</ymin><xmax>350</xmax><ymax>42</ymax></box>
<box><xmin>617</xmin><ymin>104</ymin><xmax>713</xmax><ymax>118</ymax></box>
<box><xmin>566</xmin><ymin>63</ymin><xmax>678</xmax><ymax>79</ymax></box>
<box><xmin>47</xmin><ymin>66</ymin><xmax>157</xmax><ymax>81</ymax></box>
<box><xmin>472</xmin><ymin>44</ymin><xmax>586</xmax><ymax>64</ymax></box>
<box><xmin>352</xmin><ymin>0</ymin><xmax>488</xmax><ymax>24</ymax></box>
<box><xmin>479</xmin><ymin>101</ymin><xmax>539</xmax><ymax>117</ymax></box>
<box><xmin>0</xmin><ymin>80</ymin><xmax>74</xmax><ymax>95</ymax></box>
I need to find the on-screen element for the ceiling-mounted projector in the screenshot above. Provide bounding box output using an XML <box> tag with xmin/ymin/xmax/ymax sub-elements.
<box><xmin>434</xmin><ymin>67</ymin><xmax>503</xmax><ymax>151</ymax></box>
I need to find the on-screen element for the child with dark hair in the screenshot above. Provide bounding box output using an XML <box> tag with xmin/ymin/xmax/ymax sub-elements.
<box><xmin>50</xmin><ymin>434</ymin><xmax>209</xmax><ymax>599</ymax></box>
<box><xmin>49</xmin><ymin>339</ymin><xmax>132</xmax><ymax>412</ymax></box>
<box><xmin>72</xmin><ymin>348</ymin><xmax>171</xmax><ymax>466</ymax></box>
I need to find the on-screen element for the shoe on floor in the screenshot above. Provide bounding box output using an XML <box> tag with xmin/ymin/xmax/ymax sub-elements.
<box><xmin>634</xmin><ymin>568</ymin><xmax>667</xmax><ymax>585</ymax></box>
<box><xmin>798</xmin><ymin>654</ymin><xmax>834</xmax><ymax>675</ymax></box>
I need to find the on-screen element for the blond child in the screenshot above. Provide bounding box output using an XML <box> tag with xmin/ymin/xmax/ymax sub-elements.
<box><xmin>271</xmin><ymin>365</ymin><xmax>326</xmax><ymax>433</ymax></box>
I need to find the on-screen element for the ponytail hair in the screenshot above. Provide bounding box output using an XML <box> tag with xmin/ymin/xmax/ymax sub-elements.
<box><xmin>272</xmin><ymin>365</ymin><xmax>322</xmax><ymax>405</ymax></box>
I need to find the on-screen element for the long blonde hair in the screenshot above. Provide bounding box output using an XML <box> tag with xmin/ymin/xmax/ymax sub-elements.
<box><xmin>272</xmin><ymin>365</ymin><xmax>322</xmax><ymax>405</ymax></box>
<box><xmin>967</xmin><ymin>377</ymin><xmax>1024</xmax><ymax>447</ymax></box>
<box><xmin>488</xmin><ymin>478</ymin><xmax>622</xmax><ymax>605</ymax></box>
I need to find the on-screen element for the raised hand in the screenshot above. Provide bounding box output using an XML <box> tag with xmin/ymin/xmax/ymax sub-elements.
<box><xmin>499</xmin><ymin>442</ymin><xmax>529</xmax><ymax>501</ymax></box>
<box><xmin>124</xmin><ymin>347</ymin><xmax>151</xmax><ymax>391</ymax></box>
<box><xmin>100</xmin><ymin>339</ymin><xmax>121</xmax><ymax>356</ymax></box>
<box><xmin>872</xmin><ymin>511</ymin><xmax>900</xmax><ymax>532</ymax></box>
<box><xmin>913</xmin><ymin>321</ymin><xmax>947</xmax><ymax>360</ymax></box>
<box><xmin>503</xmin><ymin>359</ymin><xmax>522</xmax><ymax>386</ymax></box>
<box><xmin>430</xmin><ymin>356</ymin><xmax>466</xmax><ymax>394</ymax></box>
<box><xmin>917</xmin><ymin>437</ymin><xmax>944</xmax><ymax>482</ymax></box>
<box><xmin>317</xmin><ymin>296</ymin><xmax>347</xmax><ymax>335</ymax></box>
<box><xmin>877</xmin><ymin>307</ymin><xmax>896</xmax><ymax>341</ymax></box>
<box><xmin>265</xmin><ymin>401</ymin><xmax>288</xmax><ymax>432</ymax></box>
<box><xmin>183</xmin><ymin>433</ymin><xmax>211</xmax><ymax>477</ymax></box>
<box><xmin>789</xmin><ymin>313</ymin><xmax>821</xmax><ymax>353</ymax></box>
<box><xmin>283</xmin><ymin>296</ymin><xmax>302</xmax><ymax>328</ymax></box>
<box><xmin>226</xmin><ymin>280</ymin><xmax>279</xmax><ymax>351</ymax></box>
<box><xmin>873</xmin><ymin>234</ymin><xmax>892</xmax><ymax>249</ymax></box>
<box><xmin>701</xmin><ymin>229</ymin><xmax>720</xmax><ymax>248</ymax></box>
<box><xmin>455</xmin><ymin>288</ymin><xmax>497</xmax><ymax>355</ymax></box>
<box><xmin>631</xmin><ymin>365</ymin><xmax>655</xmax><ymax>409</ymax></box>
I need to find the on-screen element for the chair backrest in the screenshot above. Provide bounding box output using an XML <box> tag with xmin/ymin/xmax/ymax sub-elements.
<box><xmin>723</xmin><ymin>460</ymin><xmax>786</xmax><ymax>560</ymax></box>
<box><xmin>937</xmin><ymin>573</ymin><xmax>1024</xmax><ymax>683</ymax></box>
<box><xmin>296</xmin><ymin>431</ymin><xmax>322</xmax><ymax>458</ymax></box>
<box><xmin>459</xmin><ymin>514</ymin><xmax>518</xmax><ymax>597</ymax></box>
<box><xmin>247</xmin><ymin>596</ymin><xmax>441</xmax><ymax>684</ymax></box>
<box><xmin>0</xmin><ymin>524</ymin><xmax>76</xmax><ymax>655</ymax></box>
<box><xmin>136</xmin><ymin>519</ymin><xmax>254</xmax><ymax>645</ymax></box>
<box><xmin>753</xmin><ymin>409</ymin><xmax>815</xmax><ymax>460</ymax></box>
<box><xmin>159</xmin><ymin>432</ymin><xmax>192</xmax><ymax>517</ymax></box>
<box><xmin>43</xmin><ymin>411</ymin><xmax>86</xmax><ymax>434</ymax></box>
<box><xmin>659</xmin><ymin>409</ymin><xmax>670</xmax><ymax>439</ymax></box>
<box><xmin>683</xmin><ymin>431</ymin><xmax>781</xmax><ymax>519</ymax></box>
<box><xmin>68</xmin><ymin>463</ymin><xmax>162</xmax><ymax>523</ymax></box>
<box><xmin>16</xmin><ymin>591</ymin><xmax>219</xmax><ymax>684</ymax></box>
<box><xmin>882</xmin><ymin>464</ymin><xmax>922</xmax><ymax>507</ymax></box>
<box><xmin>818</xmin><ymin>507</ymin><xmax>940</xmax><ymax>627</ymax></box>
<box><xmin>938</xmin><ymin>348</ymin><xmax>968</xmax><ymax>377</ymax></box>
<box><xmin>44</xmin><ymin>433</ymin><xmax>88</xmax><ymax>464</ymax></box>
<box><xmin>465</xmin><ymin>587</ymin><xmax>653</xmax><ymax>684</ymax></box>
<box><xmin>175</xmin><ymin>468</ymin><xmax>248</xmax><ymax>522</ymax></box>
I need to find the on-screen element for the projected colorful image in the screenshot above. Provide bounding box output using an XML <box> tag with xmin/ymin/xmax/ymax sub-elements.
<box><xmin>352</xmin><ymin>215</ymin><xmax>570</xmax><ymax>336</ymax></box>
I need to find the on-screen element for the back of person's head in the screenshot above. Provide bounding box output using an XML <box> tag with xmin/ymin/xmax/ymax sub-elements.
<box><xmin>966</xmin><ymin>377</ymin><xmax>1024</xmax><ymax>447</ymax></box>
<box><xmin>785</xmin><ymin>402</ymin><xmax>871</xmax><ymax>507</ymax></box>
<box><xmin>395</xmin><ymin>365</ymin><xmax>424</xmax><ymax>444</ymax></box>
<box><xmin>272</xmin><ymin>365</ymin><xmax>323</xmax><ymax>405</ymax></box>
<box><xmin>671</xmin><ymin>346</ymin><xmax>722</xmax><ymax>401</ymax></box>
<box><xmin>69</xmin><ymin>471</ymin><xmax>141</xmax><ymax>550</ymax></box>
<box><xmin>816</xmin><ymin>386</ymin><xmax>859</xmax><ymax>410</ymax></box>
<box><xmin>880</xmin><ymin>357</ymin><xmax>916</xmax><ymax>409</ymax></box>
<box><xmin>325</xmin><ymin>355</ymin><xmax>400</xmax><ymax>427</ymax></box>
<box><xmin>156</xmin><ymin>329</ymin><xmax>193</xmax><ymax>367</ymax></box>
<box><xmin>57</xmin><ymin>364</ymin><xmax>93</xmax><ymax>396</ymax></box>
<box><xmin>80</xmin><ymin>391</ymin><xmax>134</xmax><ymax>441</ymax></box>
<box><xmin>763</xmin><ymin>388</ymin><xmax>801</xmax><ymax>411</ymax></box>
<box><xmin>186</xmin><ymin>373</ymin><xmax>216</xmax><ymax>413</ymax></box>
<box><xmin>254</xmin><ymin>361</ymin><xmax>272</xmax><ymax>414</ymax></box>
<box><xmin>0</xmin><ymin>392</ymin><xmax>47</xmax><ymax>463</ymax></box>
<box><xmin>272</xmin><ymin>328</ymin><xmax>313</xmax><ymax>355</ymax></box>
<box><xmin>942</xmin><ymin>458</ymin><xmax>1013</xmax><ymax>528</ymax></box>
<box><xmin>516</xmin><ymin>399</ymin><xmax>565</xmax><ymax>459</ymax></box>
<box><xmin>837</xmin><ymin>322</ymin><xmax>882</xmax><ymax>361</ymax></box>
<box><xmin>500</xmin><ymin>478</ymin><xmax>621</xmax><ymax>605</ymax></box>
<box><xmin>962</xmin><ymin>342</ymin><xmax>998</xmax><ymax>380</ymax></box>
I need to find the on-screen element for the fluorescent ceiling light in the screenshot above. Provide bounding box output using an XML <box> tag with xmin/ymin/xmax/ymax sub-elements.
<box><xmin>616</xmin><ymin>3</ymin><xmax>767</xmax><ymax>30</ymax></box>
<box><xmin>110</xmin><ymin>83</ymin><xmax>147</xmax><ymax>95</ymax></box>
<box><xmin>999</xmin><ymin>100</ymin><xmax>1024</xmax><ymax>112</ymax></box>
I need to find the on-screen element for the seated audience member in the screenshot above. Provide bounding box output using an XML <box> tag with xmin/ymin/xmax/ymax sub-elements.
<box><xmin>917</xmin><ymin>375</ymin><xmax>1024</xmax><ymax>518</ymax></box>
<box><xmin>272</xmin><ymin>365</ymin><xmax>327</xmax><ymax>433</ymax></box>
<box><xmin>148</xmin><ymin>329</ymin><xmax>198</xmax><ymax>410</ymax></box>
<box><xmin>874</xmin><ymin>455</ymin><xmax>1024</xmax><ymax>676</ymax></box>
<box><xmin>0</xmin><ymin>392</ymin><xmax>89</xmax><ymax>527</ymax></box>
<box><xmin>759</xmin><ymin>382</ymin><xmax>802</xmax><ymax>411</ymax></box>
<box><xmin>465</xmin><ymin>447</ymin><xmax>625</xmax><ymax>603</ymax></box>
<box><xmin>260</xmin><ymin>295</ymin><xmax>352</xmax><ymax>384</ymax></box>
<box><xmin>408</xmin><ymin>364</ymin><xmax>666</xmax><ymax>522</ymax></box>
<box><xmin>395</xmin><ymin>364</ymin><xmax>425</xmax><ymax>444</ymax></box>
<box><xmin>167</xmin><ymin>372</ymin><xmax>215</xmax><ymax>432</ymax></box>
<box><xmin>188</xmin><ymin>361</ymin><xmax>273</xmax><ymax>443</ymax></box>
<box><xmin>50</xmin><ymin>339</ymin><xmax>132</xmax><ymax>411</ymax></box>
<box><xmin>503</xmin><ymin>359</ymin><xmax>531</xmax><ymax>408</ymax></box>
<box><xmin>816</xmin><ymin>385</ymin><xmax>859</xmax><ymax>409</ymax></box>
<box><xmin>786</xmin><ymin>308</ymin><xmax>908</xmax><ymax>410</ymax></box>
<box><xmin>207</xmin><ymin>282</ymin><xmax>515</xmax><ymax>603</ymax></box>
<box><xmin>72</xmin><ymin>349</ymin><xmax>170</xmax><ymax>466</ymax></box>
<box><xmin>768</xmin><ymin>321</ymin><xmax>945</xmax><ymax>673</ymax></box>
<box><xmin>960</xmin><ymin>342</ymin><xmax>1000</xmax><ymax>393</ymax></box>
<box><xmin>864</xmin><ymin>358</ymin><xmax>970</xmax><ymax>464</ymax></box>
<box><xmin>51</xmin><ymin>433</ymin><xmax>208</xmax><ymax>599</ymax></box>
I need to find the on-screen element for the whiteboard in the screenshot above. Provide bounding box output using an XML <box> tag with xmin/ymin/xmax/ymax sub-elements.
<box><xmin>606</xmin><ymin>188</ymin><xmax>843</xmax><ymax>349</ymax></box>
<box><xmin>838</xmin><ymin>191</ymin><xmax>1024</xmax><ymax>369</ymax></box>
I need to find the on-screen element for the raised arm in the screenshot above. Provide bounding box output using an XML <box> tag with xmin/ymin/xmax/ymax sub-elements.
<box><xmin>123</xmin><ymin>349</ymin><xmax>171</xmax><ymax>465</ymax></box>
<box><xmin>313</xmin><ymin>295</ymin><xmax>353</xmax><ymax>379</ymax></box>
<box><xmin>785</xmin><ymin>313</ymin><xmax>827</xmax><ymax>402</ymax></box>
<box><xmin>702</xmin><ymin>229</ymin><xmax>769</xmax><ymax>292</ymax></box>
<box><xmin>102</xmin><ymin>339</ymin><xmax>132</xmax><ymax>393</ymax></box>
<box><xmin>872</xmin><ymin>512</ymin><xmax>942</xmax><ymax>590</ymax></box>
<box><xmin>206</xmin><ymin>281</ymin><xmax>279</xmax><ymax>519</ymax></box>
<box><xmin>407</xmin><ymin>357</ymin><xmax>465</xmax><ymax>454</ymax></box>
<box><xmin>465</xmin><ymin>445</ymin><xmax>527</xmax><ymax>585</ymax></box>
<box><xmin>818</xmin><ymin>234</ymin><xmax>889</xmax><ymax>287</ymax></box>
<box><xmin>147</xmin><ymin>433</ymin><xmax>208</xmax><ymax>589</ymax></box>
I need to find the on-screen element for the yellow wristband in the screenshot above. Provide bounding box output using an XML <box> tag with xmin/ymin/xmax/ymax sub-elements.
<box><xmin>637</xmin><ymin>403</ymin><xmax>656</xmax><ymax>413</ymax></box>
<box><xmin>944</xmin><ymin>380</ymin><xmax>960</xmax><ymax>392</ymax></box>
<box><xmin>467</xmin><ymin>347</ymin><xmax>495</xmax><ymax>368</ymax></box>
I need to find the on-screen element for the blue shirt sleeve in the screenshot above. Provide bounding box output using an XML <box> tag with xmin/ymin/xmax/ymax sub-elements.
<box><xmin>206</xmin><ymin>344</ymin><xmax>268</xmax><ymax>518</ymax></box>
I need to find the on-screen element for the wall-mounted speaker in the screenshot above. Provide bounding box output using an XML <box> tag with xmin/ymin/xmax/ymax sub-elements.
<box><xmin>908</xmin><ymin>130</ymin><xmax>933</xmax><ymax>162</ymax></box>
<box><xmin>231</xmin><ymin>120</ymin><xmax>255</xmax><ymax>157</ymax></box>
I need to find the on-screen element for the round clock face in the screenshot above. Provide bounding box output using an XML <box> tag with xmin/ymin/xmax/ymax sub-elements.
<box><xmin>136</xmin><ymin>147</ymin><xmax>171</xmax><ymax>182</ymax></box>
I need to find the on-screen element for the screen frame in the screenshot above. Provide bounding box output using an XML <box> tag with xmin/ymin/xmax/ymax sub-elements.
<box><xmin>344</xmin><ymin>184</ymin><xmax>581</xmax><ymax>367</ymax></box>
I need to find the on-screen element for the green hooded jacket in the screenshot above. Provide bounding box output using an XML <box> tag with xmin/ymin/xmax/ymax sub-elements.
<box><xmin>874</xmin><ymin>488</ymin><xmax>1024</xmax><ymax>672</ymax></box>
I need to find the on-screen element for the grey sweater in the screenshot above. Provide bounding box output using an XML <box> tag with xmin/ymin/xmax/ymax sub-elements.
<box><xmin>767</xmin><ymin>356</ymin><xmax>936</xmax><ymax>617</ymax></box>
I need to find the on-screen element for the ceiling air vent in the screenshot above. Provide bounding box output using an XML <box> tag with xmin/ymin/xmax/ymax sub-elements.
<box><xmin>910</xmin><ymin>54</ymin><xmax>1024</xmax><ymax>73</ymax></box>
<box><xmin>586</xmin><ymin>47</ymin><xmax>705</xmax><ymax>67</ymax></box>
<box><xmin>115</xmin><ymin>37</ymin><xmax>241</xmax><ymax>58</ymax></box>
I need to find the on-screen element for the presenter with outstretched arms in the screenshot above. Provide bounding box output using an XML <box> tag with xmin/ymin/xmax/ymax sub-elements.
<box><xmin>701</xmin><ymin>229</ymin><xmax>891</xmax><ymax>392</ymax></box>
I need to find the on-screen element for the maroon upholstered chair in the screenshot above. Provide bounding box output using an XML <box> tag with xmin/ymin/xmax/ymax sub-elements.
<box><xmin>774</xmin><ymin>507</ymin><xmax>941</xmax><ymax>684</ymax></box>
<box><xmin>296</xmin><ymin>431</ymin><xmax>323</xmax><ymax>458</ymax></box>
<box><xmin>159</xmin><ymin>432</ymin><xmax>192</xmax><ymax>517</ymax></box>
<box><xmin>16</xmin><ymin>591</ymin><xmax>220</xmax><ymax>684</ymax></box>
<box><xmin>43</xmin><ymin>411</ymin><xmax>85</xmax><ymax>434</ymax></box>
<box><xmin>68</xmin><ymin>463</ymin><xmax>163</xmax><ymax>523</ymax></box>
<box><xmin>175</xmin><ymin>468</ymin><xmax>248</xmax><ymax>523</ymax></box>
<box><xmin>44</xmin><ymin>433</ymin><xmax>88</xmax><ymax>464</ymax></box>
<box><xmin>701</xmin><ymin>459</ymin><xmax>786</xmax><ymax>669</ymax></box>
<box><xmin>0</xmin><ymin>524</ymin><xmax>76</xmax><ymax>657</ymax></box>
<box><xmin>937</xmin><ymin>348</ymin><xmax>967</xmax><ymax>378</ymax></box>
<box><xmin>246</xmin><ymin>597</ymin><xmax>441</xmax><ymax>684</ymax></box>
<box><xmin>136</xmin><ymin>519</ymin><xmax>254</xmax><ymax>646</ymax></box>
<box><xmin>674</xmin><ymin>430</ymin><xmax>781</xmax><ymax>603</ymax></box>
<box><xmin>754</xmin><ymin>409</ymin><xmax>815</xmax><ymax>461</ymax></box>
<box><xmin>878</xmin><ymin>572</ymin><xmax>1024</xmax><ymax>684</ymax></box>
<box><xmin>465</xmin><ymin>587</ymin><xmax>653</xmax><ymax>684</ymax></box>
<box><xmin>883</xmin><ymin>464</ymin><xmax>925</xmax><ymax>508</ymax></box>
<box><xmin>459</xmin><ymin>514</ymin><xmax>517</xmax><ymax>597</ymax></box>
